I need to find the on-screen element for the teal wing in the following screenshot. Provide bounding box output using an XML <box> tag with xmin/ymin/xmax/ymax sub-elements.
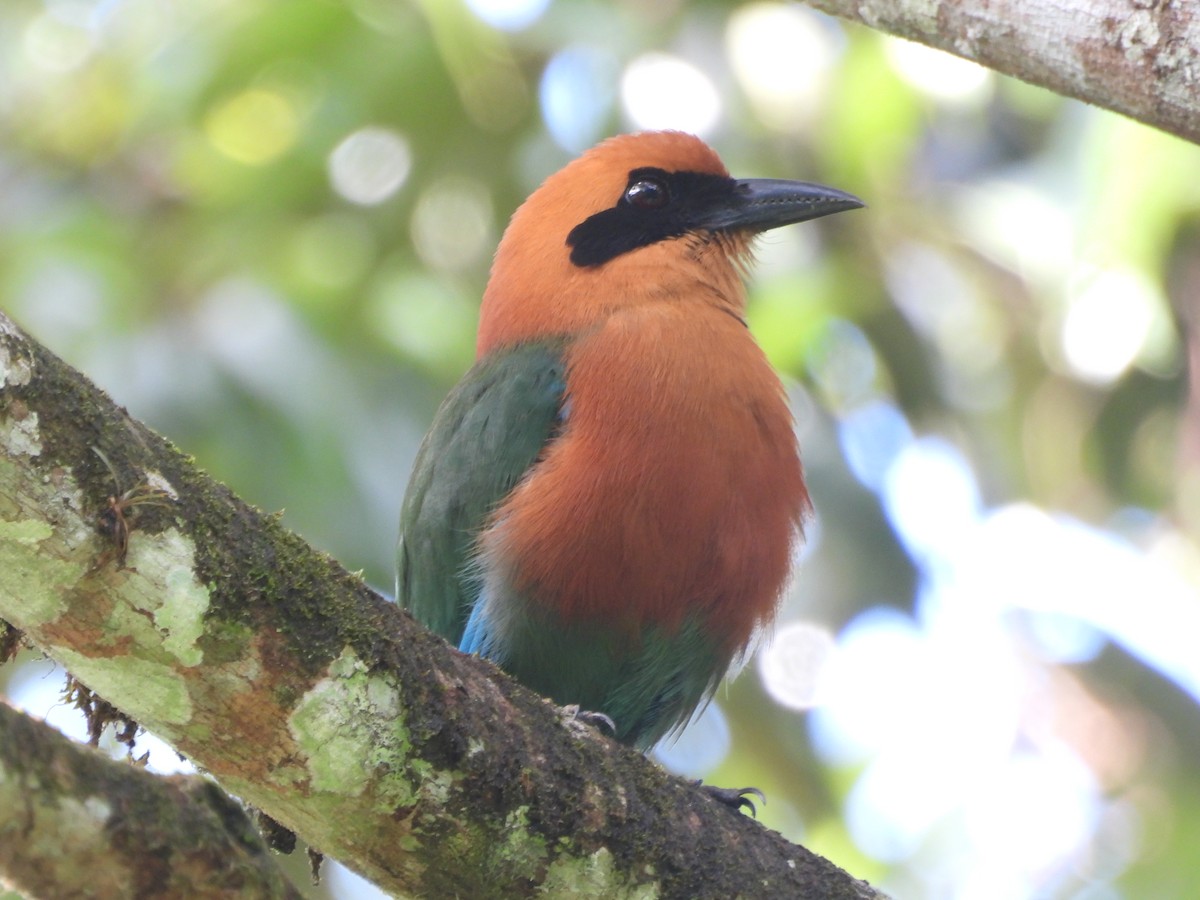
<box><xmin>396</xmin><ymin>341</ymin><xmax>567</xmax><ymax>644</ymax></box>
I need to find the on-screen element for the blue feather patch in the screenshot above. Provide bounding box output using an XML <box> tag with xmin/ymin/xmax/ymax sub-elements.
<box><xmin>459</xmin><ymin>595</ymin><xmax>497</xmax><ymax>658</ymax></box>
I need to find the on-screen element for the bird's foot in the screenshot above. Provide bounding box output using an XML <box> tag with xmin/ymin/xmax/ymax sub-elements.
<box><xmin>559</xmin><ymin>704</ymin><xmax>617</xmax><ymax>738</ymax></box>
<box><xmin>695</xmin><ymin>781</ymin><xmax>766</xmax><ymax>817</ymax></box>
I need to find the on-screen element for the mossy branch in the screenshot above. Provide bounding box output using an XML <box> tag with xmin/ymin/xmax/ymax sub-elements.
<box><xmin>0</xmin><ymin>700</ymin><xmax>303</xmax><ymax>899</ymax></box>
<box><xmin>0</xmin><ymin>311</ymin><xmax>883</xmax><ymax>899</ymax></box>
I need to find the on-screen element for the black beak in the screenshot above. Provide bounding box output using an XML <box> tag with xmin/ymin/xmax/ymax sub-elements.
<box><xmin>706</xmin><ymin>178</ymin><xmax>864</xmax><ymax>233</ymax></box>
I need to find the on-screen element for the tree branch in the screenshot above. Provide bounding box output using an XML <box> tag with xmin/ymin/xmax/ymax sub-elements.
<box><xmin>0</xmin><ymin>700</ymin><xmax>303</xmax><ymax>899</ymax></box>
<box><xmin>805</xmin><ymin>0</ymin><xmax>1200</xmax><ymax>146</ymax></box>
<box><xmin>0</xmin><ymin>311</ymin><xmax>882</xmax><ymax>898</ymax></box>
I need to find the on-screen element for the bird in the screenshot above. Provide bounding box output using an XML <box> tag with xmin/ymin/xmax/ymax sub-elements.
<box><xmin>397</xmin><ymin>130</ymin><xmax>862</xmax><ymax>754</ymax></box>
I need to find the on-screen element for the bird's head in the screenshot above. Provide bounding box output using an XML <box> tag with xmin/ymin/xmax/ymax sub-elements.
<box><xmin>477</xmin><ymin>131</ymin><xmax>862</xmax><ymax>355</ymax></box>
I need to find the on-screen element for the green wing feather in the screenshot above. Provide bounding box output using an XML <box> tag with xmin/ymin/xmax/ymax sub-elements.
<box><xmin>396</xmin><ymin>340</ymin><xmax>567</xmax><ymax>644</ymax></box>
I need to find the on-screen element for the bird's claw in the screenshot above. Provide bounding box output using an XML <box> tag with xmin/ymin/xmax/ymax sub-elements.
<box><xmin>695</xmin><ymin>781</ymin><xmax>766</xmax><ymax>817</ymax></box>
<box><xmin>559</xmin><ymin>704</ymin><xmax>617</xmax><ymax>737</ymax></box>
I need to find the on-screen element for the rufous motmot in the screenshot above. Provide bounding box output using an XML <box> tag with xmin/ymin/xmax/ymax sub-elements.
<box><xmin>398</xmin><ymin>131</ymin><xmax>861</xmax><ymax>792</ymax></box>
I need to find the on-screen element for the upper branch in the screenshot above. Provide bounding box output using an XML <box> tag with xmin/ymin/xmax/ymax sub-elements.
<box><xmin>806</xmin><ymin>0</ymin><xmax>1200</xmax><ymax>146</ymax></box>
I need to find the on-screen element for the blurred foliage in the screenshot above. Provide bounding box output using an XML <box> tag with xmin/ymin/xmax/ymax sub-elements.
<box><xmin>2</xmin><ymin>1</ymin><xmax>1199</xmax><ymax>898</ymax></box>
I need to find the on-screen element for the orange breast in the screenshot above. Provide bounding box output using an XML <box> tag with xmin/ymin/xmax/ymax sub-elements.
<box><xmin>480</xmin><ymin>302</ymin><xmax>808</xmax><ymax>652</ymax></box>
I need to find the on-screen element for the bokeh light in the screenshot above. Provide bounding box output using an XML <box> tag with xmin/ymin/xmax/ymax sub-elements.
<box><xmin>725</xmin><ymin>3</ymin><xmax>840</xmax><ymax>132</ymax></box>
<box><xmin>409</xmin><ymin>177</ymin><xmax>493</xmax><ymax>272</ymax></box>
<box><xmin>539</xmin><ymin>46</ymin><xmax>618</xmax><ymax>152</ymax></box>
<box><xmin>884</xmin><ymin>36</ymin><xmax>993</xmax><ymax>106</ymax></box>
<box><xmin>838</xmin><ymin>401</ymin><xmax>913</xmax><ymax>491</ymax></box>
<box><xmin>806</xmin><ymin>318</ymin><xmax>879</xmax><ymax>411</ymax></box>
<box><xmin>464</xmin><ymin>0</ymin><xmax>551</xmax><ymax>32</ymax></box>
<box><xmin>620</xmin><ymin>53</ymin><xmax>721</xmax><ymax>136</ymax></box>
<box><xmin>953</xmin><ymin>504</ymin><xmax>1200</xmax><ymax>704</ymax></box>
<box><xmin>1061</xmin><ymin>267</ymin><xmax>1160</xmax><ymax>383</ymax></box>
<box><xmin>205</xmin><ymin>89</ymin><xmax>299</xmax><ymax>166</ymax></box>
<box><xmin>758</xmin><ymin>620</ymin><xmax>837</xmax><ymax>710</ymax></box>
<box><xmin>806</xmin><ymin>415</ymin><xmax>1198</xmax><ymax>894</ymax></box>
<box><xmin>24</xmin><ymin>12</ymin><xmax>93</xmax><ymax>72</ymax></box>
<box><xmin>883</xmin><ymin>437</ymin><xmax>981</xmax><ymax>562</ymax></box>
<box><xmin>955</xmin><ymin>180</ymin><xmax>1075</xmax><ymax>291</ymax></box>
<box><xmin>328</xmin><ymin>127</ymin><xmax>412</xmax><ymax>206</ymax></box>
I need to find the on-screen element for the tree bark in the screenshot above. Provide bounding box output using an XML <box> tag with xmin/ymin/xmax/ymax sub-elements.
<box><xmin>0</xmin><ymin>311</ymin><xmax>883</xmax><ymax>898</ymax></box>
<box><xmin>0</xmin><ymin>700</ymin><xmax>303</xmax><ymax>900</ymax></box>
<box><xmin>805</xmin><ymin>0</ymin><xmax>1200</xmax><ymax>146</ymax></box>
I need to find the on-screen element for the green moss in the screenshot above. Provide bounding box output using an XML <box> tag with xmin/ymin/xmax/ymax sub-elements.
<box><xmin>196</xmin><ymin>619</ymin><xmax>254</xmax><ymax>666</ymax></box>
<box><xmin>497</xmin><ymin>805</ymin><xmax>548</xmax><ymax>873</ymax></box>
<box><xmin>543</xmin><ymin>848</ymin><xmax>659</xmax><ymax>899</ymax></box>
<box><xmin>186</xmin><ymin>484</ymin><xmax>388</xmax><ymax>680</ymax></box>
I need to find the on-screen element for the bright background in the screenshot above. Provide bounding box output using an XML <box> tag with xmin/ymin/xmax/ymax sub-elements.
<box><xmin>2</xmin><ymin>1</ymin><xmax>1199</xmax><ymax>898</ymax></box>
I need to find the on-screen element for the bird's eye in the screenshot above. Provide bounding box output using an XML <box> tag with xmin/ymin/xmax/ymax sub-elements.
<box><xmin>624</xmin><ymin>178</ymin><xmax>668</xmax><ymax>210</ymax></box>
